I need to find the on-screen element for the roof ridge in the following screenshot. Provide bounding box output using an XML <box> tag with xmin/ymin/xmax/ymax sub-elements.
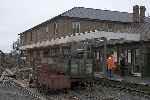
<box><xmin>72</xmin><ymin>7</ymin><xmax>131</xmax><ymax>14</ymax></box>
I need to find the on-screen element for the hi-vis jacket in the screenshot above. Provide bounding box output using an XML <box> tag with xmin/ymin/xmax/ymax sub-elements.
<box><xmin>107</xmin><ymin>56</ymin><xmax>115</xmax><ymax>70</ymax></box>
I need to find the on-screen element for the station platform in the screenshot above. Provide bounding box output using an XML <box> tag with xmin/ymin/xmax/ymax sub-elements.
<box><xmin>94</xmin><ymin>72</ymin><xmax>150</xmax><ymax>85</ymax></box>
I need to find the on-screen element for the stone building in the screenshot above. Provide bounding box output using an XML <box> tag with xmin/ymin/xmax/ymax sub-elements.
<box><xmin>19</xmin><ymin>5</ymin><xmax>150</xmax><ymax>77</ymax></box>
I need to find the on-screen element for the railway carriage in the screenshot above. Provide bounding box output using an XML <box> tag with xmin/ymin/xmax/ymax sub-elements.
<box><xmin>35</xmin><ymin>48</ymin><xmax>95</xmax><ymax>90</ymax></box>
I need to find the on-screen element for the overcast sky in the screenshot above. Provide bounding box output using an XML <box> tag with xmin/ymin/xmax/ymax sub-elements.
<box><xmin>0</xmin><ymin>0</ymin><xmax>149</xmax><ymax>53</ymax></box>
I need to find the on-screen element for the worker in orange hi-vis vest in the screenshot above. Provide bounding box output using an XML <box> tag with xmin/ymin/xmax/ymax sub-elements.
<box><xmin>106</xmin><ymin>55</ymin><xmax>115</xmax><ymax>79</ymax></box>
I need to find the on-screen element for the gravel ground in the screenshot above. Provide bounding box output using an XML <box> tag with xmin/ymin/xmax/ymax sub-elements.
<box><xmin>43</xmin><ymin>84</ymin><xmax>150</xmax><ymax>100</ymax></box>
<box><xmin>0</xmin><ymin>78</ymin><xmax>149</xmax><ymax>100</ymax></box>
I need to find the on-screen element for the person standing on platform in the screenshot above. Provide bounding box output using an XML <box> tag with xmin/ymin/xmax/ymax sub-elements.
<box><xmin>106</xmin><ymin>54</ymin><xmax>114</xmax><ymax>79</ymax></box>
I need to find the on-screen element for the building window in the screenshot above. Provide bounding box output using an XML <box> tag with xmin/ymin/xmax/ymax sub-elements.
<box><xmin>54</xmin><ymin>22</ymin><xmax>58</xmax><ymax>34</ymax></box>
<box><xmin>46</xmin><ymin>26</ymin><xmax>49</xmax><ymax>33</ymax></box>
<box><xmin>108</xmin><ymin>23</ymin><xmax>113</xmax><ymax>32</ymax></box>
<box><xmin>72</xmin><ymin>22</ymin><xmax>80</xmax><ymax>33</ymax></box>
<box><xmin>24</xmin><ymin>33</ymin><xmax>27</xmax><ymax>43</ymax></box>
<box><xmin>30</xmin><ymin>32</ymin><xmax>33</xmax><ymax>41</ymax></box>
<box><xmin>20</xmin><ymin>34</ymin><xmax>23</xmax><ymax>45</ymax></box>
<box><xmin>35</xmin><ymin>30</ymin><xmax>38</xmax><ymax>42</ymax></box>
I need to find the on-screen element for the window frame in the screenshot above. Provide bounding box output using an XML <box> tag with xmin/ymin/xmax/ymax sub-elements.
<box><xmin>72</xmin><ymin>22</ymin><xmax>80</xmax><ymax>33</ymax></box>
<box><xmin>54</xmin><ymin>22</ymin><xmax>58</xmax><ymax>34</ymax></box>
<box><xmin>46</xmin><ymin>26</ymin><xmax>49</xmax><ymax>33</ymax></box>
<box><xmin>30</xmin><ymin>32</ymin><xmax>33</xmax><ymax>41</ymax></box>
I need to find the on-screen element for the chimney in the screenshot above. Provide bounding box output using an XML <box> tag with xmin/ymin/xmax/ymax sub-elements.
<box><xmin>140</xmin><ymin>6</ymin><xmax>146</xmax><ymax>22</ymax></box>
<box><xmin>133</xmin><ymin>5</ymin><xmax>139</xmax><ymax>22</ymax></box>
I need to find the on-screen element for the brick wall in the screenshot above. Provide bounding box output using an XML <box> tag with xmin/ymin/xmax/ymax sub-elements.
<box><xmin>21</xmin><ymin>17</ymin><xmax>134</xmax><ymax>46</ymax></box>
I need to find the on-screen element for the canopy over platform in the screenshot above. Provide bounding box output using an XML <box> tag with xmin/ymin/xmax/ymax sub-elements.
<box><xmin>20</xmin><ymin>30</ymin><xmax>141</xmax><ymax>50</ymax></box>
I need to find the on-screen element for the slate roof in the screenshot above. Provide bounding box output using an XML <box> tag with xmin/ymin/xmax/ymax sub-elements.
<box><xmin>60</xmin><ymin>7</ymin><xmax>150</xmax><ymax>23</ymax></box>
<box><xmin>60</xmin><ymin>7</ymin><xmax>133</xmax><ymax>22</ymax></box>
<box><xmin>21</xmin><ymin>7</ymin><xmax>150</xmax><ymax>34</ymax></box>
